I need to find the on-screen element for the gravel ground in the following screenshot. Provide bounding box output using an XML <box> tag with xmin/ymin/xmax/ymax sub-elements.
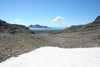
<box><xmin>0</xmin><ymin>29</ymin><xmax>100</xmax><ymax>62</ymax></box>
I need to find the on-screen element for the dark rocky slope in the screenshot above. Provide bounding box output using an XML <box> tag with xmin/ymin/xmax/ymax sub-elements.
<box><xmin>0</xmin><ymin>20</ymin><xmax>34</xmax><ymax>34</ymax></box>
<box><xmin>62</xmin><ymin>16</ymin><xmax>100</xmax><ymax>32</ymax></box>
<box><xmin>81</xmin><ymin>16</ymin><xmax>100</xmax><ymax>29</ymax></box>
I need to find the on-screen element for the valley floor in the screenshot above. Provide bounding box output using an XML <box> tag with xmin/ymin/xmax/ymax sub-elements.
<box><xmin>0</xmin><ymin>28</ymin><xmax>100</xmax><ymax>62</ymax></box>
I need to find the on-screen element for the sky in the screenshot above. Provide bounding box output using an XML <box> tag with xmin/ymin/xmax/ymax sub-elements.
<box><xmin>0</xmin><ymin>0</ymin><xmax>100</xmax><ymax>27</ymax></box>
<box><xmin>0</xmin><ymin>47</ymin><xmax>100</xmax><ymax>67</ymax></box>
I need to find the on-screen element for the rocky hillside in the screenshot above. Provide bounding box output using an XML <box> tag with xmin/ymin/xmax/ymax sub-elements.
<box><xmin>63</xmin><ymin>16</ymin><xmax>100</xmax><ymax>32</ymax></box>
<box><xmin>81</xmin><ymin>16</ymin><xmax>100</xmax><ymax>29</ymax></box>
<box><xmin>0</xmin><ymin>20</ymin><xmax>34</xmax><ymax>34</ymax></box>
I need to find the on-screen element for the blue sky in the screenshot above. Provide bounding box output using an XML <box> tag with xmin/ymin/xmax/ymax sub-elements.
<box><xmin>0</xmin><ymin>0</ymin><xmax>100</xmax><ymax>27</ymax></box>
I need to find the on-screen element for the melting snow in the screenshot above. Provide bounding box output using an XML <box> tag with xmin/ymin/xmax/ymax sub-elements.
<box><xmin>0</xmin><ymin>47</ymin><xmax>100</xmax><ymax>67</ymax></box>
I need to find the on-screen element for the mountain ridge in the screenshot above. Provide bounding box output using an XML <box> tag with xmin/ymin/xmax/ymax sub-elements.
<box><xmin>28</xmin><ymin>24</ymin><xmax>51</xmax><ymax>28</ymax></box>
<box><xmin>65</xmin><ymin>16</ymin><xmax>100</xmax><ymax>31</ymax></box>
<box><xmin>0</xmin><ymin>20</ymin><xmax>34</xmax><ymax>34</ymax></box>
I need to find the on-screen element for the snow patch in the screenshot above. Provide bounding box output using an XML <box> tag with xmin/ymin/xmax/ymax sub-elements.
<box><xmin>0</xmin><ymin>47</ymin><xmax>100</xmax><ymax>67</ymax></box>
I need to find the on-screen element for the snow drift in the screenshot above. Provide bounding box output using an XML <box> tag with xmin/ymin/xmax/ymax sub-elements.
<box><xmin>0</xmin><ymin>47</ymin><xmax>100</xmax><ymax>67</ymax></box>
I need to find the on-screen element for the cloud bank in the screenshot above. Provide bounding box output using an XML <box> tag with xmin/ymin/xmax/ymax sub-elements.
<box><xmin>52</xmin><ymin>16</ymin><xmax>65</xmax><ymax>22</ymax></box>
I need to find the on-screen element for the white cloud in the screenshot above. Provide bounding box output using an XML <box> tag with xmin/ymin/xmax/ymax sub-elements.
<box><xmin>52</xmin><ymin>16</ymin><xmax>65</xmax><ymax>22</ymax></box>
<box><xmin>15</xmin><ymin>18</ymin><xmax>24</xmax><ymax>21</ymax></box>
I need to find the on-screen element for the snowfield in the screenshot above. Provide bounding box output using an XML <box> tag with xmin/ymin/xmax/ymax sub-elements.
<box><xmin>0</xmin><ymin>47</ymin><xmax>100</xmax><ymax>67</ymax></box>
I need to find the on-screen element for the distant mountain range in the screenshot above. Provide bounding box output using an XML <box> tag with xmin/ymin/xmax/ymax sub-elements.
<box><xmin>28</xmin><ymin>24</ymin><xmax>51</xmax><ymax>28</ymax></box>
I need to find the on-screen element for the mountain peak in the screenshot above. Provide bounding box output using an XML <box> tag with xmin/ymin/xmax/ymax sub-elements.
<box><xmin>93</xmin><ymin>16</ymin><xmax>100</xmax><ymax>24</ymax></box>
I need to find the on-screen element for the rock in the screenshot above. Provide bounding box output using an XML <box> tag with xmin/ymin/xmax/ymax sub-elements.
<box><xmin>0</xmin><ymin>19</ymin><xmax>34</xmax><ymax>34</ymax></box>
